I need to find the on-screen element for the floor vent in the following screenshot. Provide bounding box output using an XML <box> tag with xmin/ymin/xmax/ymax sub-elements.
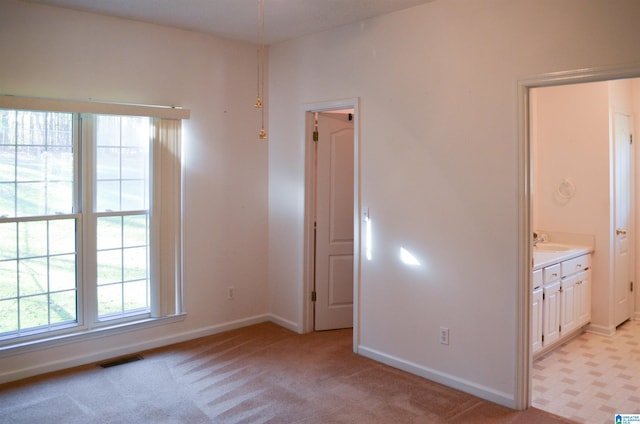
<box><xmin>98</xmin><ymin>354</ymin><xmax>143</xmax><ymax>368</ymax></box>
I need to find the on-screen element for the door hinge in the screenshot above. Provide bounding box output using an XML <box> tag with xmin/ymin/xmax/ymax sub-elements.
<box><xmin>311</xmin><ymin>291</ymin><xmax>317</xmax><ymax>302</ymax></box>
<box><xmin>630</xmin><ymin>134</ymin><xmax>633</xmax><ymax>145</ymax></box>
<box><xmin>541</xmin><ymin>334</ymin><xmax>544</xmax><ymax>342</ymax></box>
<box><xmin>313</xmin><ymin>130</ymin><xmax>319</xmax><ymax>142</ymax></box>
<box><xmin>631</xmin><ymin>281</ymin><xmax>634</xmax><ymax>292</ymax></box>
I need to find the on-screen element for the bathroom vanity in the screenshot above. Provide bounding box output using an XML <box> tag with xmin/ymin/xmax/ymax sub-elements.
<box><xmin>532</xmin><ymin>242</ymin><xmax>593</xmax><ymax>357</ymax></box>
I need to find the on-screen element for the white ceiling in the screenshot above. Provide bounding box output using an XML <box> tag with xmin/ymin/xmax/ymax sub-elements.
<box><xmin>23</xmin><ymin>0</ymin><xmax>436</xmax><ymax>45</ymax></box>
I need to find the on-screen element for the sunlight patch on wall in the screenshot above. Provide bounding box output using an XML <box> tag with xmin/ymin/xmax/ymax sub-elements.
<box><xmin>400</xmin><ymin>247</ymin><xmax>420</xmax><ymax>266</ymax></box>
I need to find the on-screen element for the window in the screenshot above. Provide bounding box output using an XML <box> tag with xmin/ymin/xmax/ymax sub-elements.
<box><xmin>0</xmin><ymin>102</ymin><xmax>184</xmax><ymax>345</ymax></box>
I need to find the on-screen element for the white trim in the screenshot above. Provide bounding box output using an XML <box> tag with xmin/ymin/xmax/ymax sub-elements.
<box><xmin>0</xmin><ymin>95</ymin><xmax>190</xmax><ymax>120</ymax></box>
<box><xmin>302</xmin><ymin>110</ymin><xmax>317</xmax><ymax>334</ymax></box>
<box><xmin>0</xmin><ymin>313</ymin><xmax>186</xmax><ymax>359</ymax></box>
<box><xmin>302</xmin><ymin>98</ymin><xmax>360</xmax><ymax>352</ymax></box>
<box><xmin>517</xmin><ymin>62</ymin><xmax>640</xmax><ymax>411</ymax></box>
<box><xmin>515</xmin><ymin>79</ymin><xmax>531</xmax><ymax>411</ymax></box>
<box><xmin>358</xmin><ymin>345</ymin><xmax>514</xmax><ymax>409</ymax></box>
<box><xmin>268</xmin><ymin>314</ymin><xmax>300</xmax><ymax>333</ymax></box>
<box><xmin>584</xmin><ymin>323</ymin><xmax>616</xmax><ymax>336</ymax></box>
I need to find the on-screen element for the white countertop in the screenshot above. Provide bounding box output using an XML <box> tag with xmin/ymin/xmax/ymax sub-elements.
<box><xmin>533</xmin><ymin>243</ymin><xmax>593</xmax><ymax>270</ymax></box>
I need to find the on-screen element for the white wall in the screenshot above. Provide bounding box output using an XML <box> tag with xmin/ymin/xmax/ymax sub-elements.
<box><xmin>0</xmin><ymin>0</ymin><xmax>269</xmax><ymax>381</ymax></box>
<box><xmin>532</xmin><ymin>82</ymin><xmax>611</xmax><ymax>331</ymax></box>
<box><xmin>268</xmin><ymin>0</ymin><xmax>640</xmax><ymax>408</ymax></box>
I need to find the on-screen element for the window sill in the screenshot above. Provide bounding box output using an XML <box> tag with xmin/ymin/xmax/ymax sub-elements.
<box><xmin>0</xmin><ymin>313</ymin><xmax>187</xmax><ymax>358</ymax></box>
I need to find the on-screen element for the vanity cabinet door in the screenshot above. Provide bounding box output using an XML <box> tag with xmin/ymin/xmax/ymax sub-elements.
<box><xmin>560</xmin><ymin>275</ymin><xmax>577</xmax><ymax>336</ymax></box>
<box><xmin>543</xmin><ymin>281</ymin><xmax>561</xmax><ymax>347</ymax></box>
<box><xmin>532</xmin><ymin>287</ymin><xmax>543</xmax><ymax>353</ymax></box>
<box><xmin>575</xmin><ymin>270</ymin><xmax>591</xmax><ymax>327</ymax></box>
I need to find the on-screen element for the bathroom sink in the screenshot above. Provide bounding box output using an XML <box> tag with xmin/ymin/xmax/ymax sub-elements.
<box><xmin>533</xmin><ymin>243</ymin><xmax>573</xmax><ymax>252</ymax></box>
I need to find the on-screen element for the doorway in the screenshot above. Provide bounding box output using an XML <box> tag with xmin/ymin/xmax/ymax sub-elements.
<box><xmin>313</xmin><ymin>111</ymin><xmax>355</xmax><ymax>330</ymax></box>
<box><xmin>518</xmin><ymin>66</ymin><xmax>640</xmax><ymax>411</ymax></box>
<box><xmin>302</xmin><ymin>99</ymin><xmax>360</xmax><ymax>340</ymax></box>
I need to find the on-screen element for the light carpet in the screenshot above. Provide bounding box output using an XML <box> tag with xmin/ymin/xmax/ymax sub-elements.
<box><xmin>0</xmin><ymin>322</ymin><xmax>575</xmax><ymax>423</ymax></box>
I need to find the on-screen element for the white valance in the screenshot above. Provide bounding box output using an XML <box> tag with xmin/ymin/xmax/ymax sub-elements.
<box><xmin>0</xmin><ymin>95</ymin><xmax>190</xmax><ymax>120</ymax></box>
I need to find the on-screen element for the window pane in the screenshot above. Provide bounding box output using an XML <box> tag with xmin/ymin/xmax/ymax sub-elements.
<box><xmin>0</xmin><ymin>299</ymin><xmax>17</xmax><ymax>334</ymax></box>
<box><xmin>96</xmin><ymin>115</ymin><xmax>120</xmax><ymax>147</ymax></box>
<box><xmin>46</xmin><ymin>182</ymin><xmax>74</xmax><ymax>215</ymax></box>
<box><xmin>16</xmin><ymin>182</ymin><xmax>45</xmax><ymax>217</ymax></box>
<box><xmin>96</xmin><ymin>147</ymin><xmax>120</xmax><ymax>180</ymax></box>
<box><xmin>0</xmin><ymin>222</ymin><xmax>17</xmax><ymax>259</ymax></box>
<box><xmin>98</xmin><ymin>284</ymin><xmax>122</xmax><ymax>316</ymax></box>
<box><xmin>123</xmin><ymin>215</ymin><xmax>147</xmax><ymax>247</ymax></box>
<box><xmin>49</xmin><ymin>290</ymin><xmax>76</xmax><ymax>324</ymax></box>
<box><xmin>48</xmin><ymin>219</ymin><xmax>75</xmax><ymax>255</ymax></box>
<box><xmin>20</xmin><ymin>294</ymin><xmax>49</xmax><ymax>329</ymax></box>
<box><xmin>19</xmin><ymin>220</ymin><xmax>47</xmax><ymax>258</ymax></box>
<box><xmin>97</xmin><ymin>249</ymin><xmax>122</xmax><ymax>285</ymax></box>
<box><xmin>0</xmin><ymin>260</ymin><xmax>17</xmax><ymax>299</ymax></box>
<box><xmin>121</xmin><ymin>181</ymin><xmax>146</xmax><ymax>211</ymax></box>
<box><xmin>17</xmin><ymin>146</ymin><xmax>45</xmax><ymax>182</ymax></box>
<box><xmin>123</xmin><ymin>246</ymin><xmax>147</xmax><ymax>281</ymax></box>
<box><xmin>96</xmin><ymin>181</ymin><xmax>120</xmax><ymax>212</ymax></box>
<box><xmin>121</xmin><ymin>148</ymin><xmax>146</xmax><ymax>180</ymax></box>
<box><xmin>97</xmin><ymin>216</ymin><xmax>122</xmax><ymax>250</ymax></box>
<box><xmin>121</xmin><ymin>116</ymin><xmax>149</xmax><ymax>147</ymax></box>
<box><xmin>123</xmin><ymin>280</ymin><xmax>147</xmax><ymax>311</ymax></box>
<box><xmin>18</xmin><ymin>257</ymin><xmax>48</xmax><ymax>296</ymax></box>
<box><xmin>0</xmin><ymin>145</ymin><xmax>16</xmax><ymax>182</ymax></box>
<box><xmin>48</xmin><ymin>147</ymin><xmax>74</xmax><ymax>181</ymax></box>
<box><xmin>0</xmin><ymin>183</ymin><xmax>15</xmax><ymax>218</ymax></box>
<box><xmin>16</xmin><ymin>111</ymin><xmax>46</xmax><ymax>147</ymax></box>
<box><xmin>0</xmin><ymin>110</ymin><xmax>16</xmax><ymax>145</ymax></box>
<box><xmin>49</xmin><ymin>254</ymin><xmax>76</xmax><ymax>292</ymax></box>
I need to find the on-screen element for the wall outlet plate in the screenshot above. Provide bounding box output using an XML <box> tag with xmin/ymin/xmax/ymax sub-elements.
<box><xmin>439</xmin><ymin>326</ymin><xmax>449</xmax><ymax>345</ymax></box>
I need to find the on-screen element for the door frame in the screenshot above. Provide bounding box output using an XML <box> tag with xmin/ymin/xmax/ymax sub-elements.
<box><xmin>516</xmin><ymin>64</ymin><xmax>640</xmax><ymax>409</ymax></box>
<box><xmin>302</xmin><ymin>98</ymin><xmax>360</xmax><ymax>347</ymax></box>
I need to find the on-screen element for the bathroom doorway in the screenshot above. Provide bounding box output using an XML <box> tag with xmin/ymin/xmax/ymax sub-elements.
<box><xmin>531</xmin><ymin>79</ymin><xmax>637</xmax><ymax>336</ymax></box>
<box><xmin>521</xmin><ymin>68</ymin><xmax>640</xmax><ymax>418</ymax></box>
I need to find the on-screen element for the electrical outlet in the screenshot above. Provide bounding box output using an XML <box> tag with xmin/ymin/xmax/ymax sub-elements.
<box><xmin>227</xmin><ymin>286</ymin><xmax>234</xmax><ymax>300</ymax></box>
<box><xmin>439</xmin><ymin>326</ymin><xmax>449</xmax><ymax>345</ymax></box>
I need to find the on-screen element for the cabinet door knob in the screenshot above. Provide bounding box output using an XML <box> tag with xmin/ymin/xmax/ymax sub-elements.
<box><xmin>616</xmin><ymin>228</ymin><xmax>627</xmax><ymax>235</ymax></box>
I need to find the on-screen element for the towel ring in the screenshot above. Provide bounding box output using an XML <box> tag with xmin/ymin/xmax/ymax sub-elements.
<box><xmin>557</xmin><ymin>178</ymin><xmax>576</xmax><ymax>199</ymax></box>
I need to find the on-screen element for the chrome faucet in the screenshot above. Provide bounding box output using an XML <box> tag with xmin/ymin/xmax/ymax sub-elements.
<box><xmin>533</xmin><ymin>232</ymin><xmax>547</xmax><ymax>246</ymax></box>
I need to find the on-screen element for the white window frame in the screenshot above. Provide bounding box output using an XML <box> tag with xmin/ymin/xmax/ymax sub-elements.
<box><xmin>0</xmin><ymin>96</ymin><xmax>189</xmax><ymax>351</ymax></box>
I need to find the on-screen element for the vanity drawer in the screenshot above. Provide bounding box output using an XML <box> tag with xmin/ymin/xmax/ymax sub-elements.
<box><xmin>533</xmin><ymin>269</ymin><xmax>543</xmax><ymax>290</ymax></box>
<box><xmin>543</xmin><ymin>264</ymin><xmax>561</xmax><ymax>283</ymax></box>
<box><xmin>562</xmin><ymin>255</ymin><xmax>590</xmax><ymax>277</ymax></box>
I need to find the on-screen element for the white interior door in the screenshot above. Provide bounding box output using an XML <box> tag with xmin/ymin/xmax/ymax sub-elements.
<box><xmin>314</xmin><ymin>112</ymin><xmax>354</xmax><ymax>330</ymax></box>
<box><xmin>613</xmin><ymin>111</ymin><xmax>633</xmax><ymax>327</ymax></box>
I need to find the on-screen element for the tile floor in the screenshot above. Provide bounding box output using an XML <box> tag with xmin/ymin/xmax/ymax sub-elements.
<box><xmin>532</xmin><ymin>319</ymin><xmax>640</xmax><ymax>424</ymax></box>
